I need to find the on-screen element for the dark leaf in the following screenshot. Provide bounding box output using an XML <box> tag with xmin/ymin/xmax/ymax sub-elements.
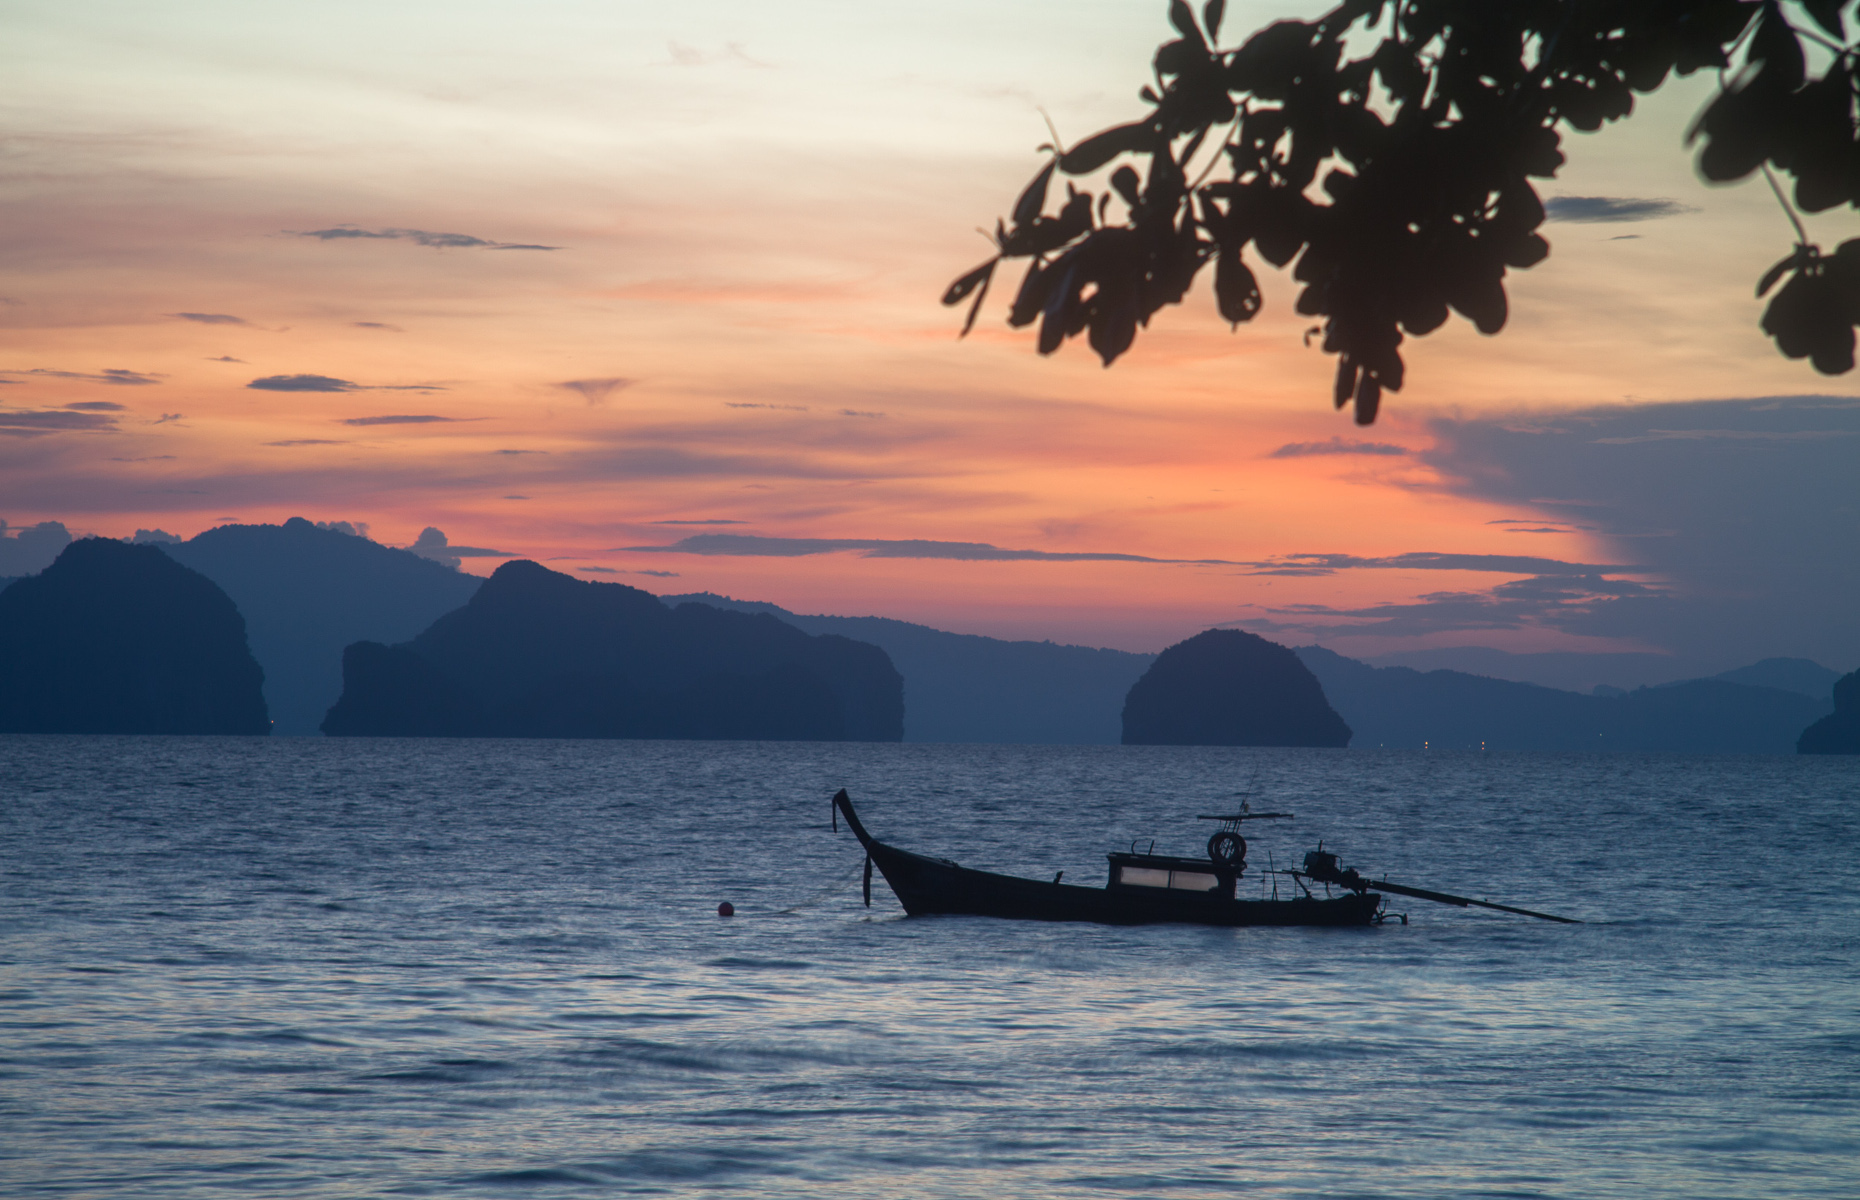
<box><xmin>1756</xmin><ymin>250</ymin><xmax>1800</xmax><ymax>297</ymax></box>
<box><xmin>1010</xmin><ymin>250</ymin><xmax>1074</xmax><ymax>326</ymax></box>
<box><xmin>1155</xmin><ymin>38</ymin><xmax>1199</xmax><ymax>77</ymax></box>
<box><xmin>1353</xmin><ymin>371</ymin><xmax>1382</xmax><ymax>425</ymax></box>
<box><xmin>1802</xmin><ymin>0</ymin><xmax>1846</xmax><ymax>38</ymax></box>
<box><xmin>1398</xmin><ymin>291</ymin><xmax>1449</xmax><ymax>337</ymax></box>
<box><xmin>1759</xmin><ymin>270</ymin><xmax>1845</xmax><ymax>362</ymax></box>
<box><xmin>1089</xmin><ymin>289</ymin><xmax>1141</xmax><ymax>365</ymax></box>
<box><xmin>1038</xmin><ymin>300</ymin><xmax>1069</xmax><ymax>355</ymax></box>
<box><xmin>1013</xmin><ymin>161</ymin><xmax>1056</xmax><ymax>229</ymax></box>
<box><xmin>942</xmin><ymin>258</ymin><xmax>997</xmax><ymax>307</ymax></box>
<box><xmin>1749</xmin><ymin>3</ymin><xmax>1807</xmax><ymax>92</ymax></box>
<box><xmin>1059</xmin><ymin>122</ymin><xmax>1156</xmax><ymax>174</ymax></box>
<box><xmin>1037</xmin><ymin>261</ymin><xmax>1080</xmax><ymax>354</ymax></box>
<box><xmin>1333</xmin><ymin>355</ymin><xmax>1357</xmax><ymax>410</ymax></box>
<box><xmin>1214</xmin><ymin>245</ymin><xmax>1261</xmax><ymax>324</ymax></box>
<box><xmin>1503</xmin><ymin>233</ymin><xmax>1550</xmax><ymax>270</ymax></box>
<box><xmin>1168</xmin><ymin>0</ymin><xmax>1202</xmax><ymax>47</ymax></box>
<box><xmin>1110</xmin><ymin>165</ymin><xmax>1143</xmax><ymax>208</ymax></box>
<box><xmin>1228</xmin><ymin>21</ymin><xmax>1316</xmax><ymax>98</ymax></box>
<box><xmin>1516</xmin><ymin>125</ymin><xmax>1566</xmax><ymax>178</ymax></box>
<box><xmin>1203</xmin><ymin>0</ymin><xmax>1225</xmax><ymax>41</ymax></box>
<box><xmin>1450</xmin><ymin>273</ymin><xmax>1509</xmax><ymax>335</ymax></box>
<box><xmin>1811</xmin><ymin>335</ymin><xmax>1856</xmax><ymax>375</ymax></box>
<box><xmin>960</xmin><ymin>261</ymin><xmax>996</xmax><ymax>337</ymax></box>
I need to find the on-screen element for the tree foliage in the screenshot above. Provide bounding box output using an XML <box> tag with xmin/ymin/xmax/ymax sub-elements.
<box><xmin>943</xmin><ymin>0</ymin><xmax>1860</xmax><ymax>424</ymax></box>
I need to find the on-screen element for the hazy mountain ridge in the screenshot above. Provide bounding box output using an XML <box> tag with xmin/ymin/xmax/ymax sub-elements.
<box><xmin>1296</xmin><ymin>645</ymin><xmax>1833</xmax><ymax>754</ymax></box>
<box><xmin>660</xmin><ymin>592</ymin><xmax>1155</xmax><ymax>744</ymax></box>
<box><xmin>324</xmin><ymin>563</ymin><xmax>903</xmax><ymax>741</ymax></box>
<box><xmin>0</xmin><ymin>541</ymin><xmax>1840</xmax><ymax>751</ymax></box>
<box><xmin>162</xmin><ymin>518</ymin><xmax>483</xmax><ymax>734</ymax></box>
<box><xmin>1362</xmin><ymin>646</ymin><xmax>1843</xmax><ymax>700</ymax></box>
<box><xmin>1703</xmin><ymin>657</ymin><xmax>1843</xmax><ymax>699</ymax></box>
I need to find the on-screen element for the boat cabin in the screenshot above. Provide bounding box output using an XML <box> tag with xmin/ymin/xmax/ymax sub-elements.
<box><xmin>1105</xmin><ymin>852</ymin><xmax>1237</xmax><ymax>900</ymax></box>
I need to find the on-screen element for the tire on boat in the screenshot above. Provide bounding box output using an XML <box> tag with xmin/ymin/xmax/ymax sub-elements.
<box><xmin>1207</xmin><ymin>831</ymin><xmax>1247</xmax><ymax>867</ymax></box>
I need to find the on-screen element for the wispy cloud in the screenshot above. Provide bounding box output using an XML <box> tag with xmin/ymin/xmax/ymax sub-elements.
<box><xmin>206</xmin><ymin>356</ymin><xmax>246</xmax><ymax>363</ymax></box>
<box><xmin>3</xmin><ymin>368</ymin><xmax>163</xmax><ymax>385</ymax></box>
<box><xmin>339</xmin><ymin>415</ymin><xmax>462</xmax><ymax>426</ymax></box>
<box><xmin>553</xmin><ymin>377</ymin><xmax>632</xmax><ymax>404</ymax></box>
<box><xmin>0</xmin><ymin>409</ymin><xmax>118</xmax><ymax>436</ymax></box>
<box><xmin>265</xmin><ymin>438</ymin><xmax>347</xmax><ymax>446</ymax></box>
<box><xmin>1242</xmin><ymin>551</ymin><xmax>1637</xmax><ymax>578</ymax></box>
<box><xmin>1418</xmin><ymin>394</ymin><xmax>1860</xmax><ymax>667</ymax></box>
<box><xmin>293</xmin><ymin>226</ymin><xmax>560</xmax><ymax>250</ymax></box>
<box><xmin>247</xmin><ymin>374</ymin><xmax>446</xmax><ymax>393</ymax></box>
<box><xmin>66</xmin><ymin>401</ymin><xmax>126</xmax><ymax>412</ymax></box>
<box><xmin>1591</xmin><ymin>427</ymin><xmax>1860</xmax><ymax>444</ymax></box>
<box><xmin>625</xmin><ymin>532</ymin><xmax>1240</xmax><ymax>564</ymax></box>
<box><xmin>1236</xmin><ymin>572</ymin><xmax>1666</xmax><ymax>640</ymax></box>
<box><xmin>1269</xmin><ymin>437</ymin><xmax>1408</xmax><ymax>458</ymax></box>
<box><xmin>248</xmin><ymin>374</ymin><xmax>357</xmax><ymax>392</ymax></box>
<box><xmin>354</xmin><ymin>322</ymin><xmax>402</xmax><ymax>331</ymax></box>
<box><xmin>651</xmin><ymin>518</ymin><xmax>746</xmax><ymax>525</ymax></box>
<box><xmin>1544</xmin><ymin>196</ymin><xmax>1695</xmax><ymax>223</ymax></box>
<box><xmin>168</xmin><ymin>312</ymin><xmax>250</xmax><ymax>326</ymax></box>
<box><xmin>408</xmin><ymin>526</ymin><xmax>511</xmax><ymax>568</ymax></box>
<box><xmin>725</xmin><ymin>401</ymin><xmax>808</xmax><ymax>411</ymax></box>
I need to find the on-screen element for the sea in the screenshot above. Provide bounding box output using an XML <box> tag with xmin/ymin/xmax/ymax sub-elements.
<box><xmin>2</xmin><ymin>737</ymin><xmax>1857</xmax><ymax>1199</ymax></box>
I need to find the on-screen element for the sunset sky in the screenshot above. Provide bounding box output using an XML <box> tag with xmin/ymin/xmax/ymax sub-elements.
<box><xmin>4</xmin><ymin>0</ymin><xmax>1857</xmax><ymax>678</ymax></box>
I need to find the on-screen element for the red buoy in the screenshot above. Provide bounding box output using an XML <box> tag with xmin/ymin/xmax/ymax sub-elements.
<box><xmin>717</xmin><ymin>901</ymin><xmax>735</xmax><ymax>917</ymax></box>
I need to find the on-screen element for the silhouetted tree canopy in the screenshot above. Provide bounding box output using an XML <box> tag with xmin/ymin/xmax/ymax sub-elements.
<box><xmin>944</xmin><ymin>0</ymin><xmax>1860</xmax><ymax>423</ymax></box>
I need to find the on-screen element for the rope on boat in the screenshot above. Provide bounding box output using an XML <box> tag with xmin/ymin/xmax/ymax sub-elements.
<box><xmin>766</xmin><ymin>857</ymin><xmax>868</xmax><ymax>916</ymax></box>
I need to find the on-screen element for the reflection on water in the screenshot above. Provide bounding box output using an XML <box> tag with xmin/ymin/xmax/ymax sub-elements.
<box><xmin>2</xmin><ymin>737</ymin><xmax>1857</xmax><ymax>1197</ymax></box>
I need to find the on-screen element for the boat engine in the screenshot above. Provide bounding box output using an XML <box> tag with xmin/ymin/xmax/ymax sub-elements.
<box><xmin>1301</xmin><ymin>848</ymin><xmax>1367</xmax><ymax>891</ymax></box>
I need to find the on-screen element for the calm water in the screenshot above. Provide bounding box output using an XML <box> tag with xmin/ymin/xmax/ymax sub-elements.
<box><xmin>2</xmin><ymin>737</ymin><xmax>1857</xmax><ymax>1198</ymax></box>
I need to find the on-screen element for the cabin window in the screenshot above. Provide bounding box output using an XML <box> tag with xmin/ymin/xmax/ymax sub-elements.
<box><xmin>1116</xmin><ymin>866</ymin><xmax>1219</xmax><ymax>892</ymax></box>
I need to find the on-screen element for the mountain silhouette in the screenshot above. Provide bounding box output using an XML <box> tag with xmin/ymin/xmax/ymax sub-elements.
<box><xmin>1122</xmin><ymin>629</ymin><xmax>1351</xmax><ymax>747</ymax></box>
<box><xmin>323</xmin><ymin>560</ymin><xmax>903</xmax><ymax>740</ymax></box>
<box><xmin>660</xmin><ymin>592</ymin><xmax>1153</xmax><ymax>743</ymax></box>
<box><xmin>1710</xmin><ymin>657</ymin><xmax>1843</xmax><ymax>699</ymax></box>
<box><xmin>0</xmin><ymin>537</ymin><xmax>268</xmax><ymax>734</ymax></box>
<box><xmin>164</xmin><ymin>518</ymin><xmax>482</xmax><ymax>734</ymax></box>
<box><xmin>1297</xmin><ymin>645</ymin><xmax>1832</xmax><ymax>753</ymax></box>
<box><xmin>1797</xmin><ymin>669</ymin><xmax>1860</xmax><ymax>754</ymax></box>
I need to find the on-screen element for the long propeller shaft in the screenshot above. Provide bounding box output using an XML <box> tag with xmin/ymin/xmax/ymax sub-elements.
<box><xmin>1364</xmin><ymin>878</ymin><xmax>1581</xmax><ymax>924</ymax></box>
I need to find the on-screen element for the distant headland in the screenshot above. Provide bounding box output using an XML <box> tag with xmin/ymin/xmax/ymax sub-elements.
<box><xmin>1122</xmin><ymin>629</ymin><xmax>1352</xmax><ymax>747</ymax></box>
<box><xmin>322</xmin><ymin>559</ymin><xmax>904</xmax><ymax>741</ymax></box>
<box><xmin>0</xmin><ymin>538</ymin><xmax>268</xmax><ymax>735</ymax></box>
<box><xmin>1797</xmin><ymin>669</ymin><xmax>1860</xmax><ymax>754</ymax></box>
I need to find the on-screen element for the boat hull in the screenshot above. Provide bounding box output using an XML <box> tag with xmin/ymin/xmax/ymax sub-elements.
<box><xmin>833</xmin><ymin>790</ymin><xmax>1380</xmax><ymax>927</ymax></box>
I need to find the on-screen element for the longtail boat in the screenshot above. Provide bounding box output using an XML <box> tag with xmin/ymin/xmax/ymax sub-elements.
<box><xmin>830</xmin><ymin>789</ymin><xmax>1577</xmax><ymax>928</ymax></box>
